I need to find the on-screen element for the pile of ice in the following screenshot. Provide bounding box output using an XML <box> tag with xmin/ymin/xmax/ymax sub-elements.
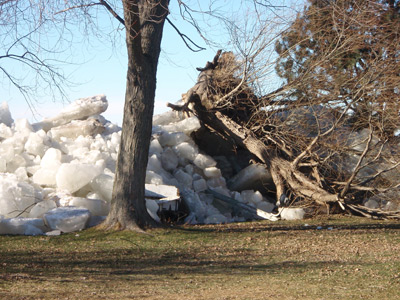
<box><xmin>0</xmin><ymin>95</ymin><xmax>285</xmax><ymax>236</ymax></box>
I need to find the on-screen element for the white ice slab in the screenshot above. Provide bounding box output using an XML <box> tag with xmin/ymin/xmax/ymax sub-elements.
<box><xmin>35</xmin><ymin>95</ymin><xmax>108</xmax><ymax>131</ymax></box>
<box><xmin>160</xmin><ymin>116</ymin><xmax>201</xmax><ymax>134</ymax></box>
<box><xmin>0</xmin><ymin>217</ymin><xmax>46</xmax><ymax>235</ymax></box>
<box><xmin>279</xmin><ymin>207</ymin><xmax>306</xmax><ymax>220</ymax></box>
<box><xmin>0</xmin><ymin>174</ymin><xmax>42</xmax><ymax>218</ymax></box>
<box><xmin>56</xmin><ymin>163</ymin><xmax>103</xmax><ymax>193</ymax></box>
<box><xmin>0</xmin><ymin>123</ymin><xmax>12</xmax><ymax>139</ymax></box>
<box><xmin>69</xmin><ymin>197</ymin><xmax>110</xmax><ymax>216</ymax></box>
<box><xmin>90</xmin><ymin>174</ymin><xmax>114</xmax><ymax>202</ymax></box>
<box><xmin>228</xmin><ymin>164</ymin><xmax>273</xmax><ymax>192</ymax></box>
<box><xmin>44</xmin><ymin>207</ymin><xmax>91</xmax><ymax>233</ymax></box>
<box><xmin>50</xmin><ymin>119</ymin><xmax>105</xmax><ymax>140</ymax></box>
<box><xmin>28</xmin><ymin>200</ymin><xmax>58</xmax><ymax>218</ymax></box>
<box><xmin>193</xmin><ymin>153</ymin><xmax>217</xmax><ymax>169</ymax></box>
<box><xmin>158</xmin><ymin>131</ymin><xmax>190</xmax><ymax>147</ymax></box>
<box><xmin>161</xmin><ymin>147</ymin><xmax>179</xmax><ymax>171</ymax></box>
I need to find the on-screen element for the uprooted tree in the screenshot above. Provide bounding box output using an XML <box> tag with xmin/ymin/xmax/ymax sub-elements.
<box><xmin>171</xmin><ymin>0</ymin><xmax>400</xmax><ymax>219</ymax></box>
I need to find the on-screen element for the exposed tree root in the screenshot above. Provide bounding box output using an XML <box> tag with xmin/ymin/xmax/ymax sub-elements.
<box><xmin>169</xmin><ymin>50</ymin><xmax>400</xmax><ymax>220</ymax></box>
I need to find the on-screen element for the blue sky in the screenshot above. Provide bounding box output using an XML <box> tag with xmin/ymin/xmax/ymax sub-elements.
<box><xmin>3</xmin><ymin>0</ymin><xmax>303</xmax><ymax>126</ymax></box>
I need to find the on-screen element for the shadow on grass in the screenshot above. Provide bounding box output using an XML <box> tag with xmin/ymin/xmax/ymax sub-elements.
<box><xmin>0</xmin><ymin>245</ymin><xmax>362</xmax><ymax>282</ymax></box>
<box><xmin>171</xmin><ymin>219</ymin><xmax>400</xmax><ymax>234</ymax></box>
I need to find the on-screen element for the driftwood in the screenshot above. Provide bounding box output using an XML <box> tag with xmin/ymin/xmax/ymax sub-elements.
<box><xmin>168</xmin><ymin>51</ymin><xmax>400</xmax><ymax>220</ymax></box>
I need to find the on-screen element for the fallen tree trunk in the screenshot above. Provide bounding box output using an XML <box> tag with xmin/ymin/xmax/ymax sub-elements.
<box><xmin>169</xmin><ymin>51</ymin><xmax>400</xmax><ymax>220</ymax></box>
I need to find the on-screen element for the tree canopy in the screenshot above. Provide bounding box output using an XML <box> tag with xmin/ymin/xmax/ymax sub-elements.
<box><xmin>275</xmin><ymin>0</ymin><xmax>400</xmax><ymax>135</ymax></box>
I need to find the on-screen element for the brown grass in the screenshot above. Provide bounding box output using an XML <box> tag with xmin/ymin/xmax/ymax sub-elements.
<box><xmin>0</xmin><ymin>215</ymin><xmax>399</xmax><ymax>299</ymax></box>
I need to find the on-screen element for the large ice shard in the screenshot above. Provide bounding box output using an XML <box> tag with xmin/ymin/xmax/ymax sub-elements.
<box><xmin>35</xmin><ymin>95</ymin><xmax>108</xmax><ymax>131</ymax></box>
<box><xmin>56</xmin><ymin>163</ymin><xmax>103</xmax><ymax>193</ymax></box>
<box><xmin>44</xmin><ymin>207</ymin><xmax>91</xmax><ymax>233</ymax></box>
<box><xmin>228</xmin><ymin>164</ymin><xmax>273</xmax><ymax>192</ymax></box>
<box><xmin>0</xmin><ymin>102</ymin><xmax>13</xmax><ymax>127</ymax></box>
<box><xmin>0</xmin><ymin>217</ymin><xmax>47</xmax><ymax>235</ymax></box>
<box><xmin>50</xmin><ymin>118</ymin><xmax>105</xmax><ymax>140</ymax></box>
<box><xmin>0</xmin><ymin>174</ymin><xmax>42</xmax><ymax>218</ymax></box>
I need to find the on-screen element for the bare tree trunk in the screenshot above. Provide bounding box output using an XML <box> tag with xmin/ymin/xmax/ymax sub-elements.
<box><xmin>101</xmin><ymin>0</ymin><xmax>170</xmax><ymax>231</ymax></box>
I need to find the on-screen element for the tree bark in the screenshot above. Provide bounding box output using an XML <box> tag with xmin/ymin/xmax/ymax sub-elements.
<box><xmin>101</xmin><ymin>0</ymin><xmax>170</xmax><ymax>231</ymax></box>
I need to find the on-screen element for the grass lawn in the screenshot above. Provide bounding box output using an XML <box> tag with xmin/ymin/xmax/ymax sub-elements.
<box><xmin>0</xmin><ymin>215</ymin><xmax>399</xmax><ymax>299</ymax></box>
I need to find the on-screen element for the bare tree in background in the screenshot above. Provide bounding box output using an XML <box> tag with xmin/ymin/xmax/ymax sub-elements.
<box><xmin>0</xmin><ymin>1</ymin><xmax>69</xmax><ymax>111</ymax></box>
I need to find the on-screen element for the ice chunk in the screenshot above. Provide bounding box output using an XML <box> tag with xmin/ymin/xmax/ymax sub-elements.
<box><xmin>0</xmin><ymin>102</ymin><xmax>13</xmax><ymax>127</ymax></box>
<box><xmin>228</xmin><ymin>164</ymin><xmax>273</xmax><ymax>192</ymax></box>
<box><xmin>41</xmin><ymin>148</ymin><xmax>62</xmax><ymax>169</ymax></box>
<box><xmin>279</xmin><ymin>208</ymin><xmax>306</xmax><ymax>220</ymax></box>
<box><xmin>158</xmin><ymin>131</ymin><xmax>190</xmax><ymax>147</ymax></box>
<box><xmin>257</xmin><ymin>201</ymin><xmax>275</xmax><ymax>213</ymax></box>
<box><xmin>28</xmin><ymin>200</ymin><xmax>57</xmax><ymax>218</ymax></box>
<box><xmin>50</xmin><ymin>119</ymin><xmax>105</xmax><ymax>140</ymax></box>
<box><xmin>256</xmin><ymin>209</ymin><xmax>279</xmax><ymax>221</ymax></box>
<box><xmin>145</xmin><ymin>170</ymin><xmax>165</xmax><ymax>185</ymax></box>
<box><xmin>69</xmin><ymin>197</ymin><xmax>110</xmax><ymax>216</ymax></box>
<box><xmin>207</xmin><ymin>176</ymin><xmax>227</xmax><ymax>189</ymax></box>
<box><xmin>147</xmin><ymin>154</ymin><xmax>164</xmax><ymax>173</ymax></box>
<box><xmin>180</xmin><ymin>189</ymin><xmax>206</xmax><ymax>221</ymax></box>
<box><xmin>145</xmin><ymin>184</ymin><xmax>180</xmax><ymax>201</ymax></box>
<box><xmin>26</xmin><ymin>165</ymin><xmax>41</xmax><ymax>176</ymax></box>
<box><xmin>33</xmin><ymin>168</ymin><xmax>59</xmax><ymax>186</ymax></box>
<box><xmin>363</xmin><ymin>199</ymin><xmax>379</xmax><ymax>209</ymax></box>
<box><xmin>45</xmin><ymin>230</ymin><xmax>61</xmax><ymax>236</ymax></box>
<box><xmin>0</xmin><ymin>142</ymin><xmax>15</xmax><ymax>162</ymax></box>
<box><xmin>203</xmin><ymin>167</ymin><xmax>222</xmax><ymax>178</ymax></box>
<box><xmin>0</xmin><ymin>174</ymin><xmax>43</xmax><ymax>218</ymax></box>
<box><xmin>240</xmin><ymin>190</ymin><xmax>254</xmax><ymax>204</ymax></box>
<box><xmin>199</xmin><ymin>192</ymin><xmax>215</xmax><ymax>205</ymax></box>
<box><xmin>0</xmin><ymin>218</ymin><xmax>46</xmax><ymax>235</ymax></box>
<box><xmin>145</xmin><ymin>199</ymin><xmax>160</xmax><ymax>223</ymax></box>
<box><xmin>204</xmin><ymin>214</ymin><xmax>228</xmax><ymax>224</ymax></box>
<box><xmin>0</xmin><ymin>123</ymin><xmax>12</xmax><ymax>139</ymax></box>
<box><xmin>56</xmin><ymin>163</ymin><xmax>103</xmax><ymax>193</ymax></box>
<box><xmin>6</xmin><ymin>154</ymin><xmax>26</xmax><ymax>173</ymax></box>
<box><xmin>174</xmin><ymin>169</ymin><xmax>193</xmax><ymax>188</ymax></box>
<box><xmin>86</xmin><ymin>192</ymin><xmax>103</xmax><ymax>200</ymax></box>
<box><xmin>347</xmin><ymin>128</ymin><xmax>379</xmax><ymax>152</ymax></box>
<box><xmin>110</xmin><ymin>132</ymin><xmax>121</xmax><ymax>148</ymax></box>
<box><xmin>160</xmin><ymin>116</ymin><xmax>201</xmax><ymax>134</ymax></box>
<box><xmin>0</xmin><ymin>159</ymin><xmax>6</xmax><ymax>172</ymax></box>
<box><xmin>193</xmin><ymin>178</ymin><xmax>207</xmax><ymax>192</ymax></box>
<box><xmin>35</xmin><ymin>95</ymin><xmax>108</xmax><ymax>131</ymax></box>
<box><xmin>210</xmin><ymin>186</ymin><xmax>231</xmax><ymax>198</ymax></box>
<box><xmin>44</xmin><ymin>207</ymin><xmax>91</xmax><ymax>233</ymax></box>
<box><xmin>193</xmin><ymin>153</ymin><xmax>217</xmax><ymax>169</ymax></box>
<box><xmin>152</xmin><ymin>110</ymin><xmax>183</xmax><ymax>126</ymax></box>
<box><xmin>173</xmin><ymin>142</ymin><xmax>198</xmax><ymax>161</ymax></box>
<box><xmin>25</xmin><ymin>131</ymin><xmax>48</xmax><ymax>157</ymax></box>
<box><xmin>231</xmin><ymin>191</ymin><xmax>244</xmax><ymax>203</ymax></box>
<box><xmin>250</xmin><ymin>191</ymin><xmax>263</xmax><ymax>204</ymax></box>
<box><xmin>184</xmin><ymin>164</ymin><xmax>194</xmax><ymax>175</ymax></box>
<box><xmin>149</xmin><ymin>138</ymin><xmax>163</xmax><ymax>155</ymax></box>
<box><xmin>161</xmin><ymin>147</ymin><xmax>179</xmax><ymax>171</ymax></box>
<box><xmin>15</xmin><ymin>167</ymin><xmax>28</xmax><ymax>181</ymax></box>
<box><xmin>90</xmin><ymin>174</ymin><xmax>114</xmax><ymax>202</ymax></box>
<box><xmin>14</xmin><ymin>119</ymin><xmax>34</xmax><ymax>139</ymax></box>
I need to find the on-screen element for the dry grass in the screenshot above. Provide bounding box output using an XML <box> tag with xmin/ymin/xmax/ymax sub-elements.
<box><xmin>0</xmin><ymin>215</ymin><xmax>399</xmax><ymax>299</ymax></box>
